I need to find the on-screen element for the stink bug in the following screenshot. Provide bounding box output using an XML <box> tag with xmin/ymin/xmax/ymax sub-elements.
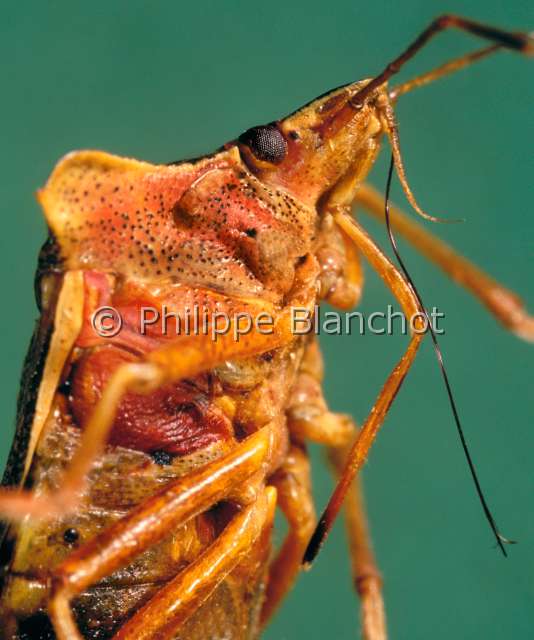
<box><xmin>0</xmin><ymin>14</ymin><xmax>532</xmax><ymax>640</ymax></box>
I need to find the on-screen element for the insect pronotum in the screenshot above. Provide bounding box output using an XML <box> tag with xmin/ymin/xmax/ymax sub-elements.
<box><xmin>0</xmin><ymin>14</ymin><xmax>532</xmax><ymax>640</ymax></box>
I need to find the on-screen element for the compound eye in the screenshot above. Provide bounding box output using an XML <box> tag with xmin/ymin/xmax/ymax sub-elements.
<box><xmin>238</xmin><ymin>125</ymin><xmax>287</xmax><ymax>164</ymax></box>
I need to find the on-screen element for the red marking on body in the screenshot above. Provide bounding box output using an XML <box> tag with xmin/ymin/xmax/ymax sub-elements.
<box><xmin>70</xmin><ymin>345</ymin><xmax>233</xmax><ymax>455</ymax></box>
<box><xmin>41</xmin><ymin>152</ymin><xmax>270</xmax><ymax>298</ymax></box>
<box><xmin>41</xmin><ymin>148</ymin><xmax>315</xmax><ymax>302</ymax></box>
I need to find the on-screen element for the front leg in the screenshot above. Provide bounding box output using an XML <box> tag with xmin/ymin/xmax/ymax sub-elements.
<box><xmin>315</xmin><ymin>213</ymin><xmax>364</xmax><ymax>310</ymax></box>
<box><xmin>304</xmin><ymin>211</ymin><xmax>425</xmax><ymax>563</ymax></box>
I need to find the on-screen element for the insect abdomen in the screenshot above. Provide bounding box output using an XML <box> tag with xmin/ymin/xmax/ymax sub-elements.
<box><xmin>0</xmin><ymin>409</ymin><xmax>268</xmax><ymax>639</ymax></box>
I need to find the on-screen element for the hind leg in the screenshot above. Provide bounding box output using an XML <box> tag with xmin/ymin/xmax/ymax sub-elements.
<box><xmin>260</xmin><ymin>444</ymin><xmax>316</xmax><ymax>626</ymax></box>
<box><xmin>285</xmin><ymin>337</ymin><xmax>386</xmax><ymax>640</ymax></box>
<box><xmin>110</xmin><ymin>487</ymin><xmax>277</xmax><ymax>640</ymax></box>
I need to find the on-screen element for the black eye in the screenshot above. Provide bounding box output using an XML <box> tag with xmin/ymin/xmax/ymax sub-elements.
<box><xmin>63</xmin><ymin>528</ymin><xmax>79</xmax><ymax>545</ymax></box>
<box><xmin>239</xmin><ymin>125</ymin><xmax>287</xmax><ymax>164</ymax></box>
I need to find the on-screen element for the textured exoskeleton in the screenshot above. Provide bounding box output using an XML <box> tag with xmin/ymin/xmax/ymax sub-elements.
<box><xmin>0</xmin><ymin>15</ymin><xmax>532</xmax><ymax>640</ymax></box>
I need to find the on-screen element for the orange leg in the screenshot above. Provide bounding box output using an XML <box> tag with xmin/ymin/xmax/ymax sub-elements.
<box><xmin>286</xmin><ymin>337</ymin><xmax>354</xmax><ymax>447</ymax></box>
<box><xmin>47</xmin><ymin>427</ymin><xmax>274</xmax><ymax>640</ymax></box>
<box><xmin>355</xmin><ymin>183</ymin><xmax>534</xmax><ymax>341</ymax></box>
<box><xmin>0</xmin><ymin>272</ymin><xmax>316</xmax><ymax>522</ymax></box>
<box><xmin>111</xmin><ymin>487</ymin><xmax>277</xmax><ymax>640</ymax></box>
<box><xmin>260</xmin><ymin>445</ymin><xmax>315</xmax><ymax>627</ymax></box>
<box><xmin>328</xmin><ymin>438</ymin><xmax>386</xmax><ymax>640</ymax></box>
<box><xmin>316</xmin><ymin>214</ymin><xmax>365</xmax><ymax>310</ymax></box>
<box><xmin>287</xmin><ymin>337</ymin><xmax>386</xmax><ymax>640</ymax></box>
<box><xmin>304</xmin><ymin>211</ymin><xmax>425</xmax><ymax>563</ymax></box>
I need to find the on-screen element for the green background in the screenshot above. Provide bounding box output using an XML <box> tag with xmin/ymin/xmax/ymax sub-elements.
<box><xmin>1</xmin><ymin>1</ymin><xmax>532</xmax><ymax>638</ymax></box>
